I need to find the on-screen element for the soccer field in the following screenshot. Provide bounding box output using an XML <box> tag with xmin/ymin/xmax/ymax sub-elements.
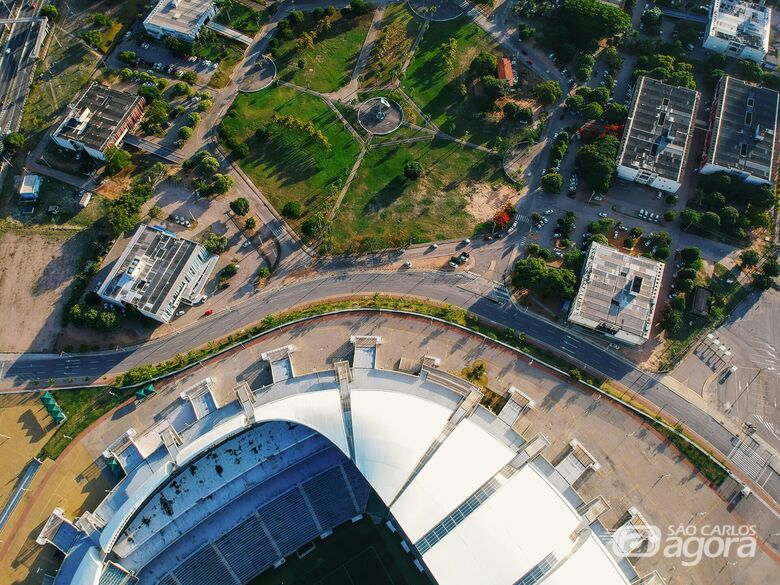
<box><xmin>249</xmin><ymin>514</ymin><xmax>431</xmax><ymax>585</ymax></box>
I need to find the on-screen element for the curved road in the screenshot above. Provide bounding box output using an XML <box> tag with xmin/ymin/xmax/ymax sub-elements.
<box><xmin>0</xmin><ymin>270</ymin><xmax>737</xmax><ymax>464</ymax></box>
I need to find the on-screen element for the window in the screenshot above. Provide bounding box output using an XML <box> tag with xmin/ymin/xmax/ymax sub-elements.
<box><xmin>657</xmin><ymin>111</ymin><xmax>667</xmax><ymax>126</ymax></box>
<box><xmin>745</xmin><ymin>111</ymin><xmax>753</xmax><ymax>125</ymax></box>
<box><xmin>662</xmin><ymin>97</ymin><xmax>669</xmax><ymax>107</ymax></box>
<box><xmin>740</xmin><ymin>143</ymin><xmax>748</xmax><ymax>157</ymax></box>
<box><xmin>747</xmin><ymin>97</ymin><xmax>754</xmax><ymax>107</ymax></box>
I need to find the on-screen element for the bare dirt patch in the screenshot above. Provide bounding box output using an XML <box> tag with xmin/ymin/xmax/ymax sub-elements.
<box><xmin>466</xmin><ymin>183</ymin><xmax>517</xmax><ymax>222</ymax></box>
<box><xmin>0</xmin><ymin>229</ymin><xmax>89</xmax><ymax>352</ymax></box>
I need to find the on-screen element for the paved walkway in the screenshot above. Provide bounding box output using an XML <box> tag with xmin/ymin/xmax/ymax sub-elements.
<box><xmin>331</xmin><ymin>4</ymin><xmax>387</xmax><ymax>103</ymax></box>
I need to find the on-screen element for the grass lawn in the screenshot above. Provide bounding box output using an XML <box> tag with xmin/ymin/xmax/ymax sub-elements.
<box><xmin>248</xmin><ymin>513</ymin><xmax>432</xmax><ymax>585</ymax></box>
<box><xmin>39</xmin><ymin>386</ymin><xmax>135</xmax><ymax>460</ymax></box>
<box><xmin>361</xmin><ymin>2</ymin><xmax>421</xmax><ymax>87</ymax></box>
<box><xmin>404</xmin><ymin>16</ymin><xmax>537</xmax><ymax>146</ymax></box>
<box><xmin>222</xmin><ymin>86</ymin><xmax>361</xmax><ymax>227</ymax></box>
<box><xmin>215</xmin><ymin>2</ymin><xmax>267</xmax><ymax>35</ymax></box>
<box><xmin>274</xmin><ymin>11</ymin><xmax>373</xmax><ymax>92</ymax></box>
<box><xmin>328</xmin><ymin>139</ymin><xmax>503</xmax><ymax>253</ymax></box>
<box><xmin>21</xmin><ymin>33</ymin><xmax>100</xmax><ymax>133</ymax></box>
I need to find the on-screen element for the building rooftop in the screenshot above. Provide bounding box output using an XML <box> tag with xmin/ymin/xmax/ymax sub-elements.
<box><xmin>97</xmin><ymin>225</ymin><xmax>215</xmax><ymax>322</ymax></box>
<box><xmin>708</xmin><ymin>76</ymin><xmax>779</xmax><ymax>182</ymax></box>
<box><xmin>144</xmin><ymin>0</ymin><xmax>214</xmax><ymax>37</ymax></box>
<box><xmin>618</xmin><ymin>76</ymin><xmax>699</xmax><ymax>183</ymax></box>
<box><xmin>53</xmin><ymin>83</ymin><xmax>142</xmax><ymax>153</ymax></box>
<box><xmin>568</xmin><ymin>243</ymin><xmax>665</xmax><ymax>344</ymax></box>
<box><xmin>497</xmin><ymin>57</ymin><xmax>513</xmax><ymax>84</ymax></box>
<box><xmin>707</xmin><ymin>0</ymin><xmax>771</xmax><ymax>52</ymax></box>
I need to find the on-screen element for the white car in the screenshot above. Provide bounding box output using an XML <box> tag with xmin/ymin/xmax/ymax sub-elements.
<box><xmin>544</xmin><ymin>209</ymin><xmax>554</xmax><ymax>215</ymax></box>
<box><xmin>598</xmin><ymin>212</ymin><xmax>608</xmax><ymax>218</ymax></box>
<box><xmin>403</xmin><ymin>261</ymin><xmax>412</xmax><ymax>268</ymax></box>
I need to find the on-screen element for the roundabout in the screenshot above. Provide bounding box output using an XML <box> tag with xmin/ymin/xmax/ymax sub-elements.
<box><xmin>357</xmin><ymin>96</ymin><xmax>404</xmax><ymax>135</ymax></box>
<box><xmin>239</xmin><ymin>56</ymin><xmax>276</xmax><ymax>93</ymax></box>
<box><xmin>407</xmin><ymin>0</ymin><xmax>466</xmax><ymax>22</ymax></box>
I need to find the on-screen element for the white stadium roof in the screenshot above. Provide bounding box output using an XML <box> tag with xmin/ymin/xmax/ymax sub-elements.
<box><xmin>50</xmin><ymin>358</ymin><xmax>644</xmax><ymax>585</ymax></box>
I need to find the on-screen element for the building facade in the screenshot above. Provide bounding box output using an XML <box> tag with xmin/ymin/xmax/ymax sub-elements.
<box><xmin>616</xmin><ymin>77</ymin><xmax>699</xmax><ymax>193</ymax></box>
<box><xmin>143</xmin><ymin>0</ymin><xmax>216</xmax><ymax>42</ymax></box>
<box><xmin>700</xmin><ymin>76</ymin><xmax>779</xmax><ymax>186</ymax></box>
<box><xmin>97</xmin><ymin>225</ymin><xmax>218</xmax><ymax>323</ymax></box>
<box><xmin>51</xmin><ymin>83</ymin><xmax>144</xmax><ymax>161</ymax></box>
<box><xmin>703</xmin><ymin>0</ymin><xmax>771</xmax><ymax>63</ymax></box>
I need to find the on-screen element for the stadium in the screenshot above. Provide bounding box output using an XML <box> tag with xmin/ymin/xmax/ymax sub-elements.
<box><xmin>36</xmin><ymin>337</ymin><xmax>663</xmax><ymax>585</ymax></box>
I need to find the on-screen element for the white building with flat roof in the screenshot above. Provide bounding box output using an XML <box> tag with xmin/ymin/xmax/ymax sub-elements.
<box><xmin>703</xmin><ymin>0</ymin><xmax>771</xmax><ymax>63</ymax></box>
<box><xmin>97</xmin><ymin>224</ymin><xmax>217</xmax><ymax>323</ymax></box>
<box><xmin>143</xmin><ymin>0</ymin><xmax>216</xmax><ymax>42</ymax></box>
<box><xmin>700</xmin><ymin>76</ymin><xmax>779</xmax><ymax>186</ymax></box>
<box><xmin>568</xmin><ymin>243</ymin><xmax>665</xmax><ymax>346</ymax></box>
<box><xmin>616</xmin><ymin>77</ymin><xmax>699</xmax><ymax>193</ymax></box>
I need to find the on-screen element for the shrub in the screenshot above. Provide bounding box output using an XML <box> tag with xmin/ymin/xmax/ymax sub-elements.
<box><xmin>282</xmin><ymin>200</ymin><xmax>302</xmax><ymax>219</ymax></box>
<box><xmin>740</xmin><ymin>249</ymin><xmax>760</xmax><ymax>267</ymax></box>
<box><xmin>230</xmin><ymin>197</ymin><xmax>250</xmax><ymax>216</ymax></box>
<box><xmin>3</xmin><ymin>131</ymin><xmax>25</xmax><ymax>153</ymax></box>
<box><xmin>245</xmin><ymin>217</ymin><xmax>257</xmax><ymax>230</ymax></box>
<box><xmin>104</xmin><ymin>147</ymin><xmax>132</xmax><ymax>175</ymax></box>
<box><xmin>403</xmin><ymin>161</ymin><xmax>423</xmax><ymax>180</ymax></box>
<box><xmin>202</xmin><ymin>233</ymin><xmax>228</xmax><ymax>254</ymax></box>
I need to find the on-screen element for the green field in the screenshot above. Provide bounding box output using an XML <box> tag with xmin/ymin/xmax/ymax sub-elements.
<box><xmin>274</xmin><ymin>11</ymin><xmax>373</xmax><ymax>92</ymax></box>
<box><xmin>249</xmin><ymin>516</ymin><xmax>432</xmax><ymax>585</ymax></box>
<box><xmin>221</xmin><ymin>86</ymin><xmax>361</xmax><ymax>227</ymax></box>
<box><xmin>362</xmin><ymin>2</ymin><xmax>421</xmax><ymax>87</ymax></box>
<box><xmin>215</xmin><ymin>2</ymin><xmax>267</xmax><ymax>35</ymax></box>
<box><xmin>328</xmin><ymin>139</ymin><xmax>503</xmax><ymax>253</ymax></box>
<box><xmin>404</xmin><ymin>16</ymin><xmax>537</xmax><ymax>146</ymax></box>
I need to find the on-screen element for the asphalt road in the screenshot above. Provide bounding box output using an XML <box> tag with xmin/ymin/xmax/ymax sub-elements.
<box><xmin>0</xmin><ymin>1</ymin><xmax>40</xmax><ymax>133</ymax></box>
<box><xmin>0</xmin><ymin>271</ymin><xmax>737</xmax><ymax>461</ymax></box>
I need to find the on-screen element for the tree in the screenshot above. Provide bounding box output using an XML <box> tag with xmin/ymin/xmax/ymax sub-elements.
<box><xmin>3</xmin><ymin>131</ymin><xmax>24</xmax><ymax>153</ymax></box>
<box><xmin>82</xmin><ymin>30</ymin><xmax>103</xmax><ymax>48</ymax></box>
<box><xmin>119</xmin><ymin>50</ymin><xmax>137</xmax><ymax>64</ymax></box>
<box><xmin>677</xmin><ymin>268</ymin><xmax>697</xmax><ymax>281</ymax></box>
<box><xmin>470</xmin><ymin>51</ymin><xmax>497</xmax><ymax>76</ymax></box>
<box><xmin>541</xmin><ymin>173</ymin><xmax>563</xmax><ymax>193</ymax></box>
<box><xmin>178</xmin><ymin>126</ymin><xmax>193</xmax><ymax>140</ymax></box>
<box><xmin>592</xmin><ymin>234</ymin><xmax>609</xmax><ymax>245</ymax></box>
<box><xmin>288</xmin><ymin>9</ymin><xmax>305</xmax><ymax>25</ymax></box>
<box><xmin>531</xmin><ymin>213</ymin><xmax>542</xmax><ymax>224</ymax></box>
<box><xmin>720</xmin><ymin>206</ymin><xmax>740</xmax><ymax>231</ymax></box>
<box><xmin>604</xmin><ymin>102</ymin><xmax>628</xmax><ymax>124</ymax></box>
<box><xmin>41</xmin><ymin>4</ymin><xmax>59</xmax><ymax>20</ymax></box>
<box><xmin>404</xmin><ymin>161</ymin><xmax>423</xmax><ymax>180</ymax></box>
<box><xmin>653</xmin><ymin>246</ymin><xmax>670</xmax><ymax>260</ymax></box>
<box><xmin>513</xmin><ymin>257</ymin><xmax>577</xmax><ymax>299</ymax></box>
<box><xmin>479</xmin><ymin>79</ymin><xmax>507</xmax><ymax>108</ymax></box>
<box><xmin>282</xmin><ymin>201</ymin><xmax>302</xmax><ymax>219</ymax></box>
<box><xmin>503</xmin><ymin>102</ymin><xmax>533</xmax><ymax>121</ymax></box>
<box><xmin>211</xmin><ymin>174</ymin><xmax>234</xmax><ymax>196</ymax></box>
<box><xmin>763</xmin><ymin>258</ymin><xmax>780</xmax><ymax>278</ymax></box>
<box><xmin>93</xmin><ymin>12</ymin><xmax>113</xmax><ymax>27</ymax></box>
<box><xmin>565</xmin><ymin>94</ymin><xmax>584</xmax><ymax>112</ymax></box>
<box><xmin>575</xmin><ymin>135</ymin><xmax>619</xmax><ymax>194</ymax></box>
<box><xmin>230</xmin><ymin>197</ymin><xmax>250</xmax><ymax>216</ymax></box>
<box><xmin>203</xmin><ymin>233</ymin><xmax>229</xmax><ymax>254</ymax></box>
<box><xmin>104</xmin><ymin>147</ymin><xmax>132</xmax><ymax>175</ymax></box>
<box><xmin>663</xmin><ymin>309</ymin><xmax>684</xmax><ymax>334</ymax></box>
<box><xmin>350</xmin><ymin>0</ymin><xmax>370</xmax><ymax>15</ymax></box>
<box><xmin>187</xmin><ymin>112</ymin><xmax>202</xmax><ymax>127</ymax></box>
<box><xmin>302</xmin><ymin>214</ymin><xmax>323</xmax><ymax>237</ymax></box>
<box><xmin>663</xmin><ymin>210</ymin><xmax>676</xmax><ymax>222</ymax></box>
<box><xmin>532</xmin><ymin>80</ymin><xmax>562</xmax><ymax>105</ymax></box>
<box><xmin>106</xmin><ymin>204</ymin><xmax>140</xmax><ymax>235</ymax></box>
<box><xmin>581</xmin><ymin>102</ymin><xmax>603</xmax><ymax>120</ymax></box>
<box><xmin>245</xmin><ymin>217</ymin><xmax>257</xmax><ymax>230</ymax></box>
<box><xmin>181</xmin><ymin>71</ymin><xmax>198</xmax><ymax>85</ymax></box>
<box><xmin>681</xmin><ymin>208</ymin><xmax>700</xmax><ymax>230</ymax></box>
<box><xmin>441</xmin><ymin>37</ymin><xmax>458</xmax><ymax>72</ymax></box>
<box><xmin>149</xmin><ymin>205</ymin><xmax>162</xmax><ymax>219</ymax></box>
<box><xmin>679</xmin><ymin>246</ymin><xmax>701</xmax><ymax>266</ymax></box>
<box><xmin>740</xmin><ymin>249</ymin><xmax>760</xmax><ymax>267</ymax></box>
<box><xmin>678</xmin><ymin>278</ymin><xmax>695</xmax><ymax>293</ymax></box>
<box><xmin>701</xmin><ymin>211</ymin><xmax>721</xmax><ymax>230</ymax></box>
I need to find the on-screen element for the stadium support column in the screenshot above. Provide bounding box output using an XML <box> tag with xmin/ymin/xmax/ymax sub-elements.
<box><xmin>235</xmin><ymin>381</ymin><xmax>256</xmax><ymax>425</ymax></box>
<box><xmin>334</xmin><ymin>360</ymin><xmax>356</xmax><ymax>462</ymax></box>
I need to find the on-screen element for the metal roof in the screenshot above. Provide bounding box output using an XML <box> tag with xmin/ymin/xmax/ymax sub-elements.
<box><xmin>618</xmin><ymin>77</ymin><xmax>699</xmax><ymax>183</ymax></box>
<box><xmin>708</xmin><ymin>76</ymin><xmax>779</xmax><ymax>182</ymax></box>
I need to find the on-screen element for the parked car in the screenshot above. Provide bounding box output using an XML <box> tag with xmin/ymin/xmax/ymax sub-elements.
<box><xmin>598</xmin><ymin>212</ymin><xmax>608</xmax><ymax>218</ymax></box>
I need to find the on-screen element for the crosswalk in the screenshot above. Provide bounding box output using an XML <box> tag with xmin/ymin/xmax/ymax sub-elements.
<box><xmin>491</xmin><ymin>284</ymin><xmax>512</xmax><ymax>304</ymax></box>
<box><xmin>270</xmin><ymin>221</ymin><xmax>284</xmax><ymax>237</ymax></box>
<box><xmin>515</xmin><ymin>214</ymin><xmax>530</xmax><ymax>224</ymax></box>
<box><xmin>728</xmin><ymin>437</ymin><xmax>771</xmax><ymax>481</ymax></box>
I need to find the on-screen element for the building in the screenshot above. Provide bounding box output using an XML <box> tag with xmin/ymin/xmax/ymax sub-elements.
<box><xmin>51</xmin><ymin>83</ymin><xmax>144</xmax><ymax>161</ymax></box>
<box><xmin>39</xmin><ymin>339</ymin><xmax>663</xmax><ymax>585</ymax></box>
<box><xmin>143</xmin><ymin>0</ymin><xmax>216</xmax><ymax>42</ymax></box>
<box><xmin>18</xmin><ymin>174</ymin><xmax>41</xmax><ymax>201</ymax></box>
<box><xmin>496</xmin><ymin>57</ymin><xmax>514</xmax><ymax>86</ymax></box>
<box><xmin>568</xmin><ymin>242</ymin><xmax>665</xmax><ymax>346</ymax></box>
<box><xmin>703</xmin><ymin>0</ymin><xmax>771</xmax><ymax>63</ymax></box>
<box><xmin>700</xmin><ymin>76</ymin><xmax>779</xmax><ymax>186</ymax></box>
<box><xmin>97</xmin><ymin>225</ymin><xmax>218</xmax><ymax>323</ymax></box>
<box><xmin>616</xmin><ymin>76</ymin><xmax>699</xmax><ymax>193</ymax></box>
<box><xmin>690</xmin><ymin>286</ymin><xmax>713</xmax><ymax>317</ymax></box>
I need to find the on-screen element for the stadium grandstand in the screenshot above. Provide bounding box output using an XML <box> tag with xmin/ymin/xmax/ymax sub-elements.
<box><xmin>38</xmin><ymin>340</ymin><xmax>665</xmax><ymax>585</ymax></box>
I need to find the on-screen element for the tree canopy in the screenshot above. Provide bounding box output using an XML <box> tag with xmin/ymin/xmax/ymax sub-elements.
<box><xmin>513</xmin><ymin>257</ymin><xmax>578</xmax><ymax>299</ymax></box>
<box><xmin>532</xmin><ymin>80</ymin><xmax>563</xmax><ymax>105</ymax></box>
<box><xmin>230</xmin><ymin>197</ymin><xmax>250</xmax><ymax>216</ymax></box>
<box><xmin>575</xmin><ymin>135</ymin><xmax>619</xmax><ymax>194</ymax></box>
